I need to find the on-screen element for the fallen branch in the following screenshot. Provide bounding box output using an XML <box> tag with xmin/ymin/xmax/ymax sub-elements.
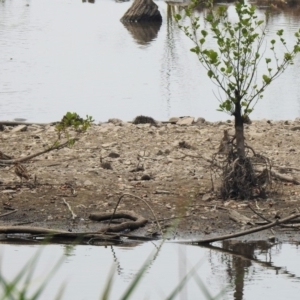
<box><xmin>104</xmin><ymin>232</ymin><xmax>157</xmax><ymax>241</ymax></box>
<box><xmin>175</xmin><ymin>213</ymin><xmax>300</xmax><ymax>244</ymax></box>
<box><xmin>108</xmin><ymin>193</ymin><xmax>163</xmax><ymax>235</ymax></box>
<box><xmin>248</xmin><ymin>204</ymin><xmax>300</xmax><ymax>228</ymax></box>
<box><xmin>0</xmin><ymin>209</ymin><xmax>18</xmax><ymax>218</ymax></box>
<box><xmin>63</xmin><ymin>198</ymin><xmax>77</xmax><ymax>219</ymax></box>
<box><xmin>0</xmin><ymin>139</ymin><xmax>77</xmax><ymax>165</ymax></box>
<box><xmin>0</xmin><ymin>225</ymin><xmax>145</xmax><ymax>243</ymax></box>
<box><xmin>248</xmin><ymin>204</ymin><xmax>272</xmax><ymax>223</ymax></box>
<box><xmin>228</xmin><ymin>209</ymin><xmax>254</xmax><ymax>225</ymax></box>
<box><xmin>271</xmin><ymin>169</ymin><xmax>300</xmax><ymax>185</ymax></box>
<box><xmin>89</xmin><ymin>210</ymin><xmax>147</xmax><ymax>232</ymax></box>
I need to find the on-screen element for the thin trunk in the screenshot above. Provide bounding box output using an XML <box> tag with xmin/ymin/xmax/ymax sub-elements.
<box><xmin>234</xmin><ymin>90</ymin><xmax>245</xmax><ymax>158</ymax></box>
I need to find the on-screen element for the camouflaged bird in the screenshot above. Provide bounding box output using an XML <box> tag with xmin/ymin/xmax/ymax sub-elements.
<box><xmin>218</xmin><ymin>129</ymin><xmax>232</xmax><ymax>154</ymax></box>
<box><xmin>14</xmin><ymin>163</ymin><xmax>30</xmax><ymax>183</ymax></box>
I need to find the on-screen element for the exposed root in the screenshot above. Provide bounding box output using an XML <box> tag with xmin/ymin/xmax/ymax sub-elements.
<box><xmin>211</xmin><ymin>140</ymin><xmax>273</xmax><ymax>200</ymax></box>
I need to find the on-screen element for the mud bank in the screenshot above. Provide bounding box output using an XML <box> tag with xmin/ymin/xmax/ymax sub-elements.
<box><xmin>1</xmin><ymin>116</ymin><xmax>300</xmax><ymax>243</ymax></box>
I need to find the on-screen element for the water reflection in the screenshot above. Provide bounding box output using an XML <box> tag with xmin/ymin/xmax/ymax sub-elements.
<box><xmin>202</xmin><ymin>240</ymin><xmax>300</xmax><ymax>300</ymax></box>
<box><xmin>1</xmin><ymin>240</ymin><xmax>300</xmax><ymax>299</ymax></box>
<box><xmin>1</xmin><ymin>0</ymin><xmax>300</xmax><ymax>122</ymax></box>
<box><xmin>122</xmin><ymin>22</ymin><xmax>162</xmax><ymax>45</ymax></box>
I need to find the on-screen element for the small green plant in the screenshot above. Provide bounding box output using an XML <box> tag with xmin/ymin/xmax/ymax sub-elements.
<box><xmin>55</xmin><ymin>112</ymin><xmax>94</xmax><ymax>138</ymax></box>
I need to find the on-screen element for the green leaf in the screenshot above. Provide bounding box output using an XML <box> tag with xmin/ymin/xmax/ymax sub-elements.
<box><xmin>284</xmin><ymin>52</ymin><xmax>292</xmax><ymax>61</ymax></box>
<box><xmin>265</xmin><ymin>58</ymin><xmax>271</xmax><ymax>64</ymax></box>
<box><xmin>201</xmin><ymin>30</ymin><xmax>208</xmax><ymax>37</ymax></box>
<box><xmin>207</xmin><ymin>70</ymin><xmax>214</xmax><ymax>78</ymax></box>
<box><xmin>277</xmin><ymin>29</ymin><xmax>284</xmax><ymax>36</ymax></box>
<box><xmin>263</xmin><ymin>75</ymin><xmax>271</xmax><ymax>84</ymax></box>
<box><xmin>174</xmin><ymin>14</ymin><xmax>181</xmax><ymax>21</ymax></box>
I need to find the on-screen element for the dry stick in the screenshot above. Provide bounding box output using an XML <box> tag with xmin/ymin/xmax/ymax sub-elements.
<box><xmin>0</xmin><ymin>226</ymin><xmax>154</xmax><ymax>242</ymax></box>
<box><xmin>0</xmin><ymin>210</ymin><xmax>18</xmax><ymax>218</ymax></box>
<box><xmin>0</xmin><ymin>139</ymin><xmax>76</xmax><ymax>165</ymax></box>
<box><xmin>153</xmin><ymin>215</ymin><xmax>193</xmax><ymax>223</ymax></box>
<box><xmin>249</xmin><ymin>204</ymin><xmax>300</xmax><ymax>228</ymax></box>
<box><xmin>63</xmin><ymin>198</ymin><xmax>77</xmax><ymax>219</ymax></box>
<box><xmin>248</xmin><ymin>204</ymin><xmax>271</xmax><ymax>223</ymax></box>
<box><xmin>188</xmin><ymin>204</ymin><xmax>229</xmax><ymax>211</ymax></box>
<box><xmin>107</xmin><ymin>193</ymin><xmax>163</xmax><ymax>235</ymax></box>
<box><xmin>175</xmin><ymin>213</ymin><xmax>300</xmax><ymax>245</ymax></box>
<box><xmin>270</xmin><ymin>169</ymin><xmax>300</xmax><ymax>185</ymax></box>
<box><xmin>0</xmin><ymin>226</ymin><xmax>69</xmax><ymax>235</ymax></box>
<box><xmin>105</xmin><ymin>232</ymin><xmax>158</xmax><ymax>241</ymax></box>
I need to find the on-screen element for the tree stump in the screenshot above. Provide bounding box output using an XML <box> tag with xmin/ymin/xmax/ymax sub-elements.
<box><xmin>120</xmin><ymin>0</ymin><xmax>162</xmax><ymax>23</ymax></box>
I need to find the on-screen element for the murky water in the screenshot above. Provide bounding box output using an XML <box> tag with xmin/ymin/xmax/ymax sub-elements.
<box><xmin>1</xmin><ymin>0</ymin><xmax>300</xmax><ymax>123</ymax></box>
<box><xmin>1</xmin><ymin>240</ymin><xmax>300</xmax><ymax>299</ymax></box>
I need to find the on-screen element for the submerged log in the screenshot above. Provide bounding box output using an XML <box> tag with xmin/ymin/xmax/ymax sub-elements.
<box><xmin>121</xmin><ymin>0</ymin><xmax>162</xmax><ymax>23</ymax></box>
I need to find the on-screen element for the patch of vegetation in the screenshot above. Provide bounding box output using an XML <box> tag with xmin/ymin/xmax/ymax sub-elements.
<box><xmin>55</xmin><ymin>112</ymin><xmax>94</xmax><ymax>143</ymax></box>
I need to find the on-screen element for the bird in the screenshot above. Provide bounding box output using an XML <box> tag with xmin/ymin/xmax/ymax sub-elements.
<box><xmin>218</xmin><ymin>129</ymin><xmax>231</xmax><ymax>154</ymax></box>
<box><xmin>14</xmin><ymin>163</ymin><xmax>30</xmax><ymax>183</ymax></box>
<box><xmin>256</xmin><ymin>168</ymin><xmax>270</xmax><ymax>187</ymax></box>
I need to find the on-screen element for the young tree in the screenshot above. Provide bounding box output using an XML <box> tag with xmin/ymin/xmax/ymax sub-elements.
<box><xmin>175</xmin><ymin>0</ymin><xmax>300</xmax><ymax>198</ymax></box>
<box><xmin>176</xmin><ymin>0</ymin><xmax>300</xmax><ymax>156</ymax></box>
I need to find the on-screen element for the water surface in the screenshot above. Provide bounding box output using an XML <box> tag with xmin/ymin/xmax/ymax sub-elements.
<box><xmin>1</xmin><ymin>0</ymin><xmax>300</xmax><ymax>122</ymax></box>
<box><xmin>1</xmin><ymin>240</ymin><xmax>300</xmax><ymax>299</ymax></box>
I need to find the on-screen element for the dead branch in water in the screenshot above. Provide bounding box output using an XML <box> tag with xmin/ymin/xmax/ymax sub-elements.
<box><xmin>0</xmin><ymin>210</ymin><xmax>155</xmax><ymax>243</ymax></box>
<box><xmin>248</xmin><ymin>204</ymin><xmax>300</xmax><ymax>228</ymax></box>
<box><xmin>175</xmin><ymin>213</ymin><xmax>300</xmax><ymax>245</ymax></box>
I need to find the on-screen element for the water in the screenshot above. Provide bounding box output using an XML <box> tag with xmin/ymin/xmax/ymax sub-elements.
<box><xmin>1</xmin><ymin>0</ymin><xmax>300</xmax><ymax>123</ymax></box>
<box><xmin>1</xmin><ymin>240</ymin><xmax>300</xmax><ymax>299</ymax></box>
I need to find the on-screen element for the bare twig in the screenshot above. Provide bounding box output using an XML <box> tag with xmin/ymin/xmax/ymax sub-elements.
<box><xmin>0</xmin><ymin>209</ymin><xmax>18</xmax><ymax>218</ymax></box>
<box><xmin>63</xmin><ymin>198</ymin><xmax>77</xmax><ymax>219</ymax></box>
<box><xmin>248</xmin><ymin>204</ymin><xmax>271</xmax><ymax>223</ymax></box>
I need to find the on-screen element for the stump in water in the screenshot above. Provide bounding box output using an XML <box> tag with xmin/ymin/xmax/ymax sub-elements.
<box><xmin>120</xmin><ymin>0</ymin><xmax>162</xmax><ymax>23</ymax></box>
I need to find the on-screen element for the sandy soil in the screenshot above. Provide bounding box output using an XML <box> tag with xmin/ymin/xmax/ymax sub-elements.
<box><xmin>1</xmin><ymin>117</ymin><xmax>300</xmax><ymax>243</ymax></box>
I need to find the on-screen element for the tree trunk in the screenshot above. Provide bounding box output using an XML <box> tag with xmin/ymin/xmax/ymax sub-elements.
<box><xmin>234</xmin><ymin>90</ymin><xmax>245</xmax><ymax>158</ymax></box>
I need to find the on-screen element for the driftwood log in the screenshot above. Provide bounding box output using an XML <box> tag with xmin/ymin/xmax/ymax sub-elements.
<box><xmin>89</xmin><ymin>210</ymin><xmax>148</xmax><ymax>232</ymax></box>
<box><xmin>120</xmin><ymin>0</ymin><xmax>162</xmax><ymax>23</ymax></box>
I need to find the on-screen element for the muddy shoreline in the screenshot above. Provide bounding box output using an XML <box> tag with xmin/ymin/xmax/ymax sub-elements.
<box><xmin>1</xmin><ymin>117</ymin><xmax>300</xmax><ymax>244</ymax></box>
